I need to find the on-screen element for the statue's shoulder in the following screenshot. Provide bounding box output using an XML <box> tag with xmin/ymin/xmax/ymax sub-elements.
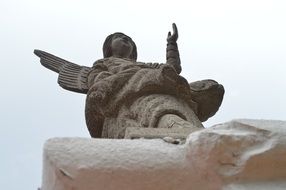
<box><xmin>92</xmin><ymin>58</ymin><xmax>109</xmax><ymax>67</ymax></box>
<box><xmin>135</xmin><ymin>61</ymin><xmax>145</xmax><ymax>65</ymax></box>
<box><xmin>93</xmin><ymin>57</ymin><xmax>132</xmax><ymax>65</ymax></box>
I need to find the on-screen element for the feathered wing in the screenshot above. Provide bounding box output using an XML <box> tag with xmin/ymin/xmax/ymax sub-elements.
<box><xmin>189</xmin><ymin>79</ymin><xmax>224</xmax><ymax>122</ymax></box>
<box><xmin>34</xmin><ymin>49</ymin><xmax>91</xmax><ymax>94</ymax></box>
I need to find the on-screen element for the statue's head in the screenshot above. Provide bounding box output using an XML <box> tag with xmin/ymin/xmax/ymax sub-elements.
<box><xmin>103</xmin><ymin>32</ymin><xmax>137</xmax><ymax>61</ymax></box>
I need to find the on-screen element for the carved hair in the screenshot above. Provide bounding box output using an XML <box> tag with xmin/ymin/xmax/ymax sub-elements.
<box><xmin>103</xmin><ymin>32</ymin><xmax>137</xmax><ymax>61</ymax></box>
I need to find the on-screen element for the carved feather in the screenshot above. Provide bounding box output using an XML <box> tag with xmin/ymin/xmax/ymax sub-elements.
<box><xmin>34</xmin><ymin>49</ymin><xmax>91</xmax><ymax>94</ymax></box>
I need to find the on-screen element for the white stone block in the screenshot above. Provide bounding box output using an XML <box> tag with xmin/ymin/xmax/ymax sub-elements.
<box><xmin>41</xmin><ymin>119</ymin><xmax>286</xmax><ymax>190</ymax></box>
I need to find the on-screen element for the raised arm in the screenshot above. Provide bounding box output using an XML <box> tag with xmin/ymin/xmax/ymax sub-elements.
<box><xmin>166</xmin><ymin>23</ymin><xmax>181</xmax><ymax>74</ymax></box>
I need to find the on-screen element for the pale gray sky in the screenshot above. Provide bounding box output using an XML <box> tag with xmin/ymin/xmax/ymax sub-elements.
<box><xmin>0</xmin><ymin>0</ymin><xmax>285</xmax><ymax>189</ymax></box>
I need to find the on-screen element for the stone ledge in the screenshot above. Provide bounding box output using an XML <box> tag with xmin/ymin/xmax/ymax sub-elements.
<box><xmin>41</xmin><ymin>119</ymin><xmax>286</xmax><ymax>190</ymax></box>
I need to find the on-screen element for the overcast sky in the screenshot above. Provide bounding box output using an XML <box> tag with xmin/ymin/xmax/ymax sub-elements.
<box><xmin>1</xmin><ymin>0</ymin><xmax>285</xmax><ymax>189</ymax></box>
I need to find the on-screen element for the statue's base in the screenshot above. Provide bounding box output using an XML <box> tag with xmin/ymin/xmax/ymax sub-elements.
<box><xmin>41</xmin><ymin>119</ymin><xmax>286</xmax><ymax>190</ymax></box>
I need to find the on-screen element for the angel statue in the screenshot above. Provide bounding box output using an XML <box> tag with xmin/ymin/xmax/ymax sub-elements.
<box><xmin>34</xmin><ymin>23</ymin><xmax>224</xmax><ymax>139</ymax></box>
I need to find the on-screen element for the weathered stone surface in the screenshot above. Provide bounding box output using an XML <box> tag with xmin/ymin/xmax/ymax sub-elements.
<box><xmin>125</xmin><ymin>113</ymin><xmax>203</xmax><ymax>140</ymax></box>
<box><xmin>41</xmin><ymin>119</ymin><xmax>286</xmax><ymax>190</ymax></box>
<box><xmin>34</xmin><ymin>23</ymin><xmax>224</xmax><ymax>138</ymax></box>
<box><xmin>187</xmin><ymin>119</ymin><xmax>286</xmax><ymax>189</ymax></box>
<box><xmin>124</xmin><ymin>127</ymin><xmax>200</xmax><ymax>140</ymax></box>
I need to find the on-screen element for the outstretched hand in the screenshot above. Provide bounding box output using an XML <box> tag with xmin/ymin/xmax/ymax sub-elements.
<box><xmin>167</xmin><ymin>23</ymin><xmax>178</xmax><ymax>43</ymax></box>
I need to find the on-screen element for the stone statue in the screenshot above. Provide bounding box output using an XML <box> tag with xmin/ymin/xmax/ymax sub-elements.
<box><xmin>34</xmin><ymin>23</ymin><xmax>224</xmax><ymax>139</ymax></box>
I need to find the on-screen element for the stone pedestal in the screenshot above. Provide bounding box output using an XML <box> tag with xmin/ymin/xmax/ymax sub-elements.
<box><xmin>41</xmin><ymin>119</ymin><xmax>286</xmax><ymax>190</ymax></box>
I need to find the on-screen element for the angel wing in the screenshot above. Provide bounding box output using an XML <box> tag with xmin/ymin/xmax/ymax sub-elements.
<box><xmin>189</xmin><ymin>79</ymin><xmax>224</xmax><ymax>122</ymax></box>
<box><xmin>34</xmin><ymin>49</ymin><xmax>91</xmax><ymax>94</ymax></box>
